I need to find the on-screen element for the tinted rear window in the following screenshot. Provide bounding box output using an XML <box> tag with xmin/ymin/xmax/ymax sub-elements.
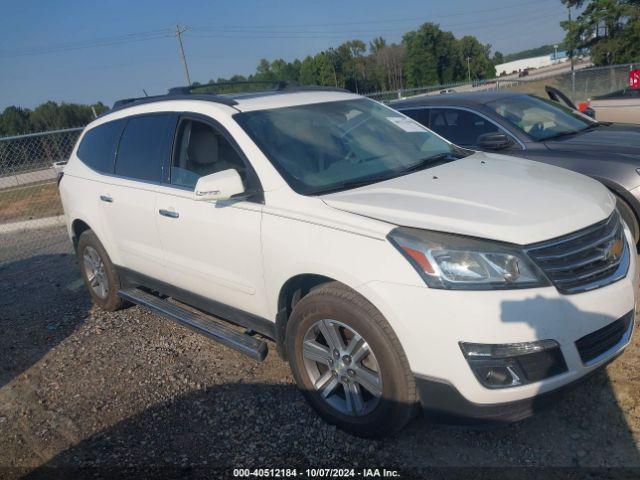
<box><xmin>115</xmin><ymin>114</ymin><xmax>173</xmax><ymax>182</ymax></box>
<box><xmin>401</xmin><ymin>108</ymin><xmax>429</xmax><ymax>127</ymax></box>
<box><xmin>76</xmin><ymin>120</ymin><xmax>125</xmax><ymax>173</ymax></box>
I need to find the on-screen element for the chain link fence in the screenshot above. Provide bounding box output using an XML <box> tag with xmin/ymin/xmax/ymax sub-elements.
<box><xmin>0</xmin><ymin>127</ymin><xmax>82</xmax><ymax>267</ymax></box>
<box><xmin>366</xmin><ymin>62</ymin><xmax>637</xmax><ymax>104</ymax></box>
<box><xmin>366</xmin><ymin>80</ymin><xmax>469</xmax><ymax>103</ymax></box>
<box><xmin>501</xmin><ymin>63</ymin><xmax>635</xmax><ymax>103</ymax></box>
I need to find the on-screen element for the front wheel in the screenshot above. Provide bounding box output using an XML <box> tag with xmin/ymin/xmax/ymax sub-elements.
<box><xmin>286</xmin><ymin>283</ymin><xmax>418</xmax><ymax>438</ymax></box>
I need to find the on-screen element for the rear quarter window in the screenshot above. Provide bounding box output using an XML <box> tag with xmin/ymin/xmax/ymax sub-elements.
<box><xmin>76</xmin><ymin>119</ymin><xmax>126</xmax><ymax>173</ymax></box>
<box><xmin>115</xmin><ymin>114</ymin><xmax>174</xmax><ymax>182</ymax></box>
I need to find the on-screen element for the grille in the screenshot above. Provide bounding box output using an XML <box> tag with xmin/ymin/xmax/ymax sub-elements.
<box><xmin>575</xmin><ymin>311</ymin><xmax>634</xmax><ymax>364</ymax></box>
<box><xmin>526</xmin><ymin>213</ymin><xmax>628</xmax><ymax>294</ymax></box>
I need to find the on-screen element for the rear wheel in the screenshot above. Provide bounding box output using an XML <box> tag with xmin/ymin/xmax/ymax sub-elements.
<box><xmin>286</xmin><ymin>282</ymin><xmax>418</xmax><ymax>438</ymax></box>
<box><xmin>614</xmin><ymin>194</ymin><xmax>639</xmax><ymax>245</ymax></box>
<box><xmin>77</xmin><ymin>230</ymin><xmax>126</xmax><ymax>311</ymax></box>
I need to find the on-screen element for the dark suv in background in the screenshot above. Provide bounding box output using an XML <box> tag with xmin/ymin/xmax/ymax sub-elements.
<box><xmin>392</xmin><ymin>91</ymin><xmax>640</xmax><ymax>243</ymax></box>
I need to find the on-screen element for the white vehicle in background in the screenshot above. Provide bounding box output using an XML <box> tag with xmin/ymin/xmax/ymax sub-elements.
<box><xmin>588</xmin><ymin>88</ymin><xmax>640</xmax><ymax>124</ymax></box>
<box><xmin>59</xmin><ymin>83</ymin><xmax>637</xmax><ymax>437</ymax></box>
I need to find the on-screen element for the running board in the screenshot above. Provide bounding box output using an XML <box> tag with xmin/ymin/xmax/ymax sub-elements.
<box><xmin>118</xmin><ymin>288</ymin><xmax>268</xmax><ymax>361</ymax></box>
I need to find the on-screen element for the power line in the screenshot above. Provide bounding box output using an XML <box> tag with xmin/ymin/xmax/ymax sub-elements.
<box><xmin>0</xmin><ymin>30</ymin><xmax>172</xmax><ymax>58</ymax></box>
<box><xmin>189</xmin><ymin>9</ymin><xmax>556</xmax><ymax>36</ymax></box>
<box><xmin>0</xmin><ymin>0</ymin><xmax>563</xmax><ymax>59</ymax></box>
<box><xmin>189</xmin><ymin>0</ymin><xmax>555</xmax><ymax>31</ymax></box>
<box><xmin>186</xmin><ymin>12</ymin><xmax>562</xmax><ymax>40</ymax></box>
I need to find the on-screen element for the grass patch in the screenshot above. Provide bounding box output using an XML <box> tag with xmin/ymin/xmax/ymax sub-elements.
<box><xmin>0</xmin><ymin>181</ymin><xmax>63</xmax><ymax>223</ymax></box>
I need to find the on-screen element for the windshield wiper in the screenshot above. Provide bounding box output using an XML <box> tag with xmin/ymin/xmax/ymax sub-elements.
<box><xmin>542</xmin><ymin>129</ymin><xmax>583</xmax><ymax>141</ymax></box>
<box><xmin>314</xmin><ymin>152</ymin><xmax>462</xmax><ymax>195</ymax></box>
<box><xmin>314</xmin><ymin>174</ymin><xmax>396</xmax><ymax>195</ymax></box>
<box><xmin>396</xmin><ymin>152</ymin><xmax>461</xmax><ymax>175</ymax></box>
<box><xmin>581</xmin><ymin>121</ymin><xmax>610</xmax><ymax>131</ymax></box>
<box><xmin>543</xmin><ymin>121</ymin><xmax>610</xmax><ymax>141</ymax></box>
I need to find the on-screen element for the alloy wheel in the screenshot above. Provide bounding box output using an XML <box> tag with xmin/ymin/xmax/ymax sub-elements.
<box><xmin>302</xmin><ymin>319</ymin><xmax>383</xmax><ymax>416</ymax></box>
<box><xmin>83</xmin><ymin>246</ymin><xmax>109</xmax><ymax>299</ymax></box>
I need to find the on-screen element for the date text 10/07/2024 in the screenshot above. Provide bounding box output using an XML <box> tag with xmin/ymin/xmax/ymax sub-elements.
<box><xmin>232</xmin><ymin>468</ymin><xmax>401</xmax><ymax>478</ymax></box>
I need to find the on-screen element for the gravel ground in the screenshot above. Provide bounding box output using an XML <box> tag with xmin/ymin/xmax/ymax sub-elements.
<box><xmin>0</xmin><ymin>251</ymin><xmax>639</xmax><ymax>479</ymax></box>
<box><xmin>0</xmin><ymin>224</ymin><xmax>70</xmax><ymax>266</ymax></box>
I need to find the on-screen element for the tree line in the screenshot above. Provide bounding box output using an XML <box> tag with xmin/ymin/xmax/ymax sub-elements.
<box><xmin>562</xmin><ymin>0</ymin><xmax>640</xmax><ymax>65</ymax></box>
<box><xmin>0</xmin><ymin>101</ymin><xmax>108</xmax><ymax>137</ymax></box>
<box><xmin>4</xmin><ymin>0</ymin><xmax>639</xmax><ymax>136</ymax></box>
<box><xmin>2</xmin><ymin>21</ymin><xmax>501</xmax><ymax>136</ymax></box>
<box><xmin>208</xmin><ymin>22</ymin><xmax>499</xmax><ymax>93</ymax></box>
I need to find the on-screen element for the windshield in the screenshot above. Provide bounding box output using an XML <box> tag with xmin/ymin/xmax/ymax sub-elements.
<box><xmin>486</xmin><ymin>95</ymin><xmax>595</xmax><ymax>141</ymax></box>
<box><xmin>234</xmin><ymin>98</ymin><xmax>467</xmax><ymax>195</ymax></box>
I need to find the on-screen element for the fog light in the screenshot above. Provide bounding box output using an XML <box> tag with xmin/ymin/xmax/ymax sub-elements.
<box><xmin>459</xmin><ymin>340</ymin><xmax>566</xmax><ymax>389</ymax></box>
<box><xmin>475</xmin><ymin>365</ymin><xmax>521</xmax><ymax>387</ymax></box>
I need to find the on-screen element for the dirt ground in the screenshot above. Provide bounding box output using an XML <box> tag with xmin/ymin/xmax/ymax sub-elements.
<box><xmin>0</xmin><ymin>182</ymin><xmax>62</xmax><ymax>223</ymax></box>
<box><xmin>0</xmin><ymin>252</ymin><xmax>639</xmax><ymax>479</ymax></box>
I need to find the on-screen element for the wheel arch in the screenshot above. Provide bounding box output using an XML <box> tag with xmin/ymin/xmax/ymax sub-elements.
<box><xmin>595</xmin><ymin>178</ymin><xmax>640</xmax><ymax>243</ymax></box>
<box><xmin>275</xmin><ymin>273</ymin><xmax>343</xmax><ymax>360</ymax></box>
<box><xmin>71</xmin><ymin>218</ymin><xmax>93</xmax><ymax>252</ymax></box>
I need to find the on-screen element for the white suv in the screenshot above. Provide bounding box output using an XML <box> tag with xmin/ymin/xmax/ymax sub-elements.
<box><xmin>59</xmin><ymin>84</ymin><xmax>637</xmax><ymax>437</ymax></box>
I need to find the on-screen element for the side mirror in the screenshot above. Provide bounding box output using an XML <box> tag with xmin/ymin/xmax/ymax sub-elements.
<box><xmin>477</xmin><ymin>132</ymin><xmax>513</xmax><ymax>150</ymax></box>
<box><xmin>193</xmin><ymin>169</ymin><xmax>245</xmax><ymax>201</ymax></box>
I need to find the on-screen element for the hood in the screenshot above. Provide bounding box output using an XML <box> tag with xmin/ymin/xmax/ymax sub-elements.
<box><xmin>544</xmin><ymin>123</ymin><xmax>640</xmax><ymax>156</ymax></box>
<box><xmin>322</xmin><ymin>152</ymin><xmax>614</xmax><ymax>245</ymax></box>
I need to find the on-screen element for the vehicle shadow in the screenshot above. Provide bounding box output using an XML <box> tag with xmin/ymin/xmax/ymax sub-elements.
<box><xmin>26</xmin><ymin>293</ymin><xmax>640</xmax><ymax>478</ymax></box>
<box><xmin>0</xmin><ymin>253</ymin><xmax>90</xmax><ymax>389</ymax></box>
<box><xmin>5</xmin><ymin>262</ymin><xmax>639</xmax><ymax>477</ymax></box>
<box><xmin>25</xmin><ymin>372</ymin><xmax>640</xmax><ymax>479</ymax></box>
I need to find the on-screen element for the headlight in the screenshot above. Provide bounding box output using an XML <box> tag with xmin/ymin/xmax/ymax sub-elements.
<box><xmin>388</xmin><ymin>227</ymin><xmax>549</xmax><ymax>290</ymax></box>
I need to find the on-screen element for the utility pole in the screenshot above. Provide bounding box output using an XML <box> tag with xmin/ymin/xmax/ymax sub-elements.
<box><xmin>567</xmin><ymin>7</ymin><xmax>574</xmax><ymax>74</ymax></box>
<box><xmin>466</xmin><ymin>57</ymin><xmax>471</xmax><ymax>84</ymax></box>
<box><xmin>567</xmin><ymin>6</ymin><xmax>575</xmax><ymax>100</ymax></box>
<box><xmin>175</xmin><ymin>24</ymin><xmax>192</xmax><ymax>86</ymax></box>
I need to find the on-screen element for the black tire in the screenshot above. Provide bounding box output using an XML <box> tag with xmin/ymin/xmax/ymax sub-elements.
<box><xmin>286</xmin><ymin>282</ymin><xmax>418</xmax><ymax>438</ymax></box>
<box><xmin>77</xmin><ymin>229</ymin><xmax>126</xmax><ymax>311</ymax></box>
<box><xmin>614</xmin><ymin>194</ymin><xmax>639</xmax><ymax>245</ymax></box>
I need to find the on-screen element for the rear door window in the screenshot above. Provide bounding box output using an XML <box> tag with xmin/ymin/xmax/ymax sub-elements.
<box><xmin>115</xmin><ymin>114</ymin><xmax>174</xmax><ymax>182</ymax></box>
<box><xmin>400</xmin><ymin>108</ymin><xmax>430</xmax><ymax>128</ymax></box>
<box><xmin>76</xmin><ymin>119</ymin><xmax>126</xmax><ymax>173</ymax></box>
<box><xmin>428</xmin><ymin>108</ymin><xmax>502</xmax><ymax>147</ymax></box>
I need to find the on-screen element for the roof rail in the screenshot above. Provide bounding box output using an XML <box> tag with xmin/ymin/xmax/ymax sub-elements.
<box><xmin>111</xmin><ymin>92</ymin><xmax>239</xmax><ymax>112</ymax></box>
<box><xmin>110</xmin><ymin>81</ymin><xmax>350</xmax><ymax>112</ymax></box>
<box><xmin>169</xmin><ymin>80</ymin><xmax>350</xmax><ymax>95</ymax></box>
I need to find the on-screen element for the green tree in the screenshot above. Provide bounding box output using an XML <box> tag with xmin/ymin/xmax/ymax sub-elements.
<box><xmin>299</xmin><ymin>55</ymin><xmax>320</xmax><ymax>85</ymax></box>
<box><xmin>369</xmin><ymin>36</ymin><xmax>387</xmax><ymax>53</ymax></box>
<box><xmin>0</xmin><ymin>106</ymin><xmax>32</xmax><ymax>136</ymax></box>
<box><xmin>562</xmin><ymin>0</ymin><xmax>640</xmax><ymax>65</ymax></box>
<box><xmin>29</xmin><ymin>101</ymin><xmax>105</xmax><ymax>131</ymax></box>
<box><xmin>402</xmin><ymin>23</ymin><xmax>459</xmax><ymax>87</ymax></box>
<box><xmin>458</xmin><ymin>36</ymin><xmax>496</xmax><ymax>81</ymax></box>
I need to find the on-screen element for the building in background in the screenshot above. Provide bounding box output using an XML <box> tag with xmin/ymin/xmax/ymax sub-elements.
<box><xmin>495</xmin><ymin>51</ymin><xmax>568</xmax><ymax>76</ymax></box>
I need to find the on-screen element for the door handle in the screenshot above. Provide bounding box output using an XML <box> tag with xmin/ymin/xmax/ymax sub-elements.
<box><xmin>159</xmin><ymin>208</ymin><xmax>179</xmax><ymax>219</ymax></box>
<box><xmin>100</xmin><ymin>195</ymin><xmax>113</xmax><ymax>203</ymax></box>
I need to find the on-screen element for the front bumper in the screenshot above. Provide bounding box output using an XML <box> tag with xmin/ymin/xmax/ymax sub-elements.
<box><xmin>356</xmin><ymin>229</ymin><xmax>639</xmax><ymax>410</ymax></box>
<box><xmin>413</xmin><ymin>350</ymin><xmax>621</xmax><ymax>423</ymax></box>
